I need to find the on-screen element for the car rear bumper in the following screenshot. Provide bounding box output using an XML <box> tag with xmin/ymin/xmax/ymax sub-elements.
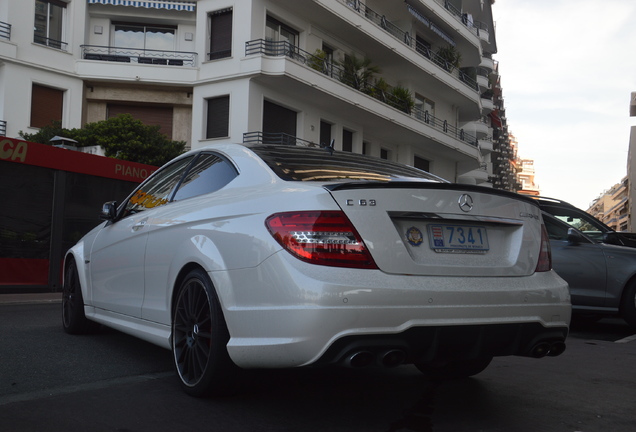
<box><xmin>214</xmin><ymin>252</ymin><xmax>571</xmax><ymax>368</ymax></box>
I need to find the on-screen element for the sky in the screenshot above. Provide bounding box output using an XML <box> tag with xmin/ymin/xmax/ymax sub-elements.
<box><xmin>491</xmin><ymin>0</ymin><xmax>636</xmax><ymax>210</ymax></box>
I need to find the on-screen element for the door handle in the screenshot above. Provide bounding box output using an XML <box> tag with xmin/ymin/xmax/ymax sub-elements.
<box><xmin>132</xmin><ymin>219</ymin><xmax>148</xmax><ymax>231</ymax></box>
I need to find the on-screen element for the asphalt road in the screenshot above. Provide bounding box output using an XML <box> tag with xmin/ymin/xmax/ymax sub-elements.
<box><xmin>1</xmin><ymin>302</ymin><xmax>635</xmax><ymax>432</ymax></box>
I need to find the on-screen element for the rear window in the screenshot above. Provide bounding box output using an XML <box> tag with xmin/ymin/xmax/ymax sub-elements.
<box><xmin>248</xmin><ymin>144</ymin><xmax>443</xmax><ymax>182</ymax></box>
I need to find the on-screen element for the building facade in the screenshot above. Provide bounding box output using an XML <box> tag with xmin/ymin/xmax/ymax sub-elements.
<box><xmin>587</xmin><ymin>177</ymin><xmax>629</xmax><ymax>232</ymax></box>
<box><xmin>1</xmin><ymin>0</ymin><xmax>505</xmax><ymax>184</ymax></box>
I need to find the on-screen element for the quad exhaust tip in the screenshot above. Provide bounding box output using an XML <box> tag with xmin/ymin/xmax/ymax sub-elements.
<box><xmin>347</xmin><ymin>349</ymin><xmax>407</xmax><ymax>368</ymax></box>
<box><xmin>529</xmin><ymin>341</ymin><xmax>566</xmax><ymax>358</ymax></box>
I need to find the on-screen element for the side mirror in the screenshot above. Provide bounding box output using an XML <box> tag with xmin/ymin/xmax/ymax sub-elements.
<box><xmin>603</xmin><ymin>232</ymin><xmax>620</xmax><ymax>245</ymax></box>
<box><xmin>100</xmin><ymin>201</ymin><xmax>118</xmax><ymax>220</ymax></box>
<box><xmin>566</xmin><ymin>228</ymin><xmax>583</xmax><ymax>245</ymax></box>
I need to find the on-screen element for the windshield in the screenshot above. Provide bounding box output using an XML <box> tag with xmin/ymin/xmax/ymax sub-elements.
<box><xmin>248</xmin><ymin>144</ymin><xmax>443</xmax><ymax>183</ymax></box>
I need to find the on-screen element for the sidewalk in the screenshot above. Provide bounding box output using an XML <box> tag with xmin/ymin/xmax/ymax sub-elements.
<box><xmin>0</xmin><ymin>292</ymin><xmax>62</xmax><ymax>305</ymax></box>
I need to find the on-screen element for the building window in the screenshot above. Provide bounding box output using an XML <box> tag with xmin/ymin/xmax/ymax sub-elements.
<box><xmin>342</xmin><ymin>129</ymin><xmax>353</xmax><ymax>152</ymax></box>
<box><xmin>31</xmin><ymin>84</ymin><xmax>63</xmax><ymax>128</ymax></box>
<box><xmin>114</xmin><ymin>23</ymin><xmax>176</xmax><ymax>52</ymax></box>
<box><xmin>206</xmin><ymin>96</ymin><xmax>230</xmax><ymax>139</ymax></box>
<box><xmin>320</xmin><ymin>121</ymin><xmax>332</xmax><ymax>148</ymax></box>
<box><xmin>262</xmin><ymin>100</ymin><xmax>297</xmax><ymax>144</ymax></box>
<box><xmin>108</xmin><ymin>104</ymin><xmax>174</xmax><ymax>139</ymax></box>
<box><xmin>415</xmin><ymin>94</ymin><xmax>435</xmax><ymax>122</ymax></box>
<box><xmin>414</xmin><ymin>155</ymin><xmax>430</xmax><ymax>172</ymax></box>
<box><xmin>266</xmin><ymin>15</ymin><xmax>298</xmax><ymax>46</ymax></box>
<box><xmin>208</xmin><ymin>8</ymin><xmax>232</xmax><ymax>60</ymax></box>
<box><xmin>34</xmin><ymin>0</ymin><xmax>66</xmax><ymax>49</ymax></box>
<box><xmin>380</xmin><ymin>148</ymin><xmax>391</xmax><ymax>160</ymax></box>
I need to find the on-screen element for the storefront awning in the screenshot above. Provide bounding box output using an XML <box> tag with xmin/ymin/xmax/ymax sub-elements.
<box><xmin>87</xmin><ymin>0</ymin><xmax>196</xmax><ymax>12</ymax></box>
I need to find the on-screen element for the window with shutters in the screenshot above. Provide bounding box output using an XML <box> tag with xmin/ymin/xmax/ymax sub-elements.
<box><xmin>30</xmin><ymin>84</ymin><xmax>63</xmax><ymax>128</ymax></box>
<box><xmin>319</xmin><ymin>121</ymin><xmax>332</xmax><ymax>148</ymax></box>
<box><xmin>414</xmin><ymin>155</ymin><xmax>430</xmax><ymax>172</ymax></box>
<box><xmin>262</xmin><ymin>101</ymin><xmax>297</xmax><ymax>144</ymax></box>
<box><xmin>208</xmin><ymin>8</ymin><xmax>232</xmax><ymax>60</ymax></box>
<box><xmin>342</xmin><ymin>129</ymin><xmax>353</xmax><ymax>152</ymax></box>
<box><xmin>107</xmin><ymin>104</ymin><xmax>174</xmax><ymax>139</ymax></box>
<box><xmin>34</xmin><ymin>0</ymin><xmax>67</xmax><ymax>50</ymax></box>
<box><xmin>206</xmin><ymin>96</ymin><xmax>230</xmax><ymax>139</ymax></box>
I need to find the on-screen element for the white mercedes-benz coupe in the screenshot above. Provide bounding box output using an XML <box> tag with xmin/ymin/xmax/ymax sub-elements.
<box><xmin>62</xmin><ymin>143</ymin><xmax>571</xmax><ymax>396</ymax></box>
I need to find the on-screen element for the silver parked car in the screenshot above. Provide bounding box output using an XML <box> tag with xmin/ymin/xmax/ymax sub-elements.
<box><xmin>535</xmin><ymin>197</ymin><xmax>636</xmax><ymax>327</ymax></box>
<box><xmin>62</xmin><ymin>143</ymin><xmax>571</xmax><ymax>397</ymax></box>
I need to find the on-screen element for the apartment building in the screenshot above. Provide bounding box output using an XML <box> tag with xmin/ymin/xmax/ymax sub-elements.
<box><xmin>587</xmin><ymin>177</ymin><xmax>629</xmax><ymax>232</ymax></box>
<box><xmin>0</xmin><ymin>0</ymin><xmax>500</xmax><ymax>184</ymax></box>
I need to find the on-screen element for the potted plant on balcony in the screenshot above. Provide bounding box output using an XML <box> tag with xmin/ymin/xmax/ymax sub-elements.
<box><xmin>308</xmin><ymin>49</ymin><xmax>328</xmax><ymax>73</ymax></box>
<box><xmin>435</xmin><ymin>45</ymin><xmax>461</xmax><ymax>72</ymax></box>
<box><xmin>388</xmin><ymin>85</ymin><xmax>415</xmax><ymax>114</ymax></box>
<box><xmin>338</xmin><ymin>54</ymin><xmax>379</xmax><ymax>92</ymax></box>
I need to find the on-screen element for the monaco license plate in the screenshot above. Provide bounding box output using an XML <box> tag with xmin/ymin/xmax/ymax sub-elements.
<box><xmin>428</xmin><ymin>224</ymin><xmax>489</xmax><ymax>253</ymax></box>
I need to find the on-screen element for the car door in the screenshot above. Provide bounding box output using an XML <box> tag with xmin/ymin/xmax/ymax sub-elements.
<box><xmin>141</xmin><ymin>152</ymin><xmax>239</xmax><ymax>324</ymax></box>
<box><xmin>89</xmin><ymin>156</ymin><xmax>195</xmax><ymax>317</ymax></box>
<box><xmin>543</xmin><ymin>214</ymin><xmax>607</xmax><ymax>308</ymax></box>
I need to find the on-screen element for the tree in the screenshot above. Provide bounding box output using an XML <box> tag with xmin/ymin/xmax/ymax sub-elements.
<box><xmin>19</xmin><ymin>114</ymin><xmax>186</xmax><ymax>167</ymax></box>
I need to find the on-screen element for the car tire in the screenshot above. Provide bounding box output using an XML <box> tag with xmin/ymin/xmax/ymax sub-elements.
<box><xmin>172</xmin><ymin>268</ymin><xmax>237</xmax><ymax>397</ymax></box>
<box><xmin>62</xmin><ymin>260</ymin><xmax>99</xmax><ymax>335</ymax></box>
<box><xmin>620</xmin><ymin>281</ymin><xmax>636</xmax><ymax>328</ymax></box>
<box><xmin>415</xmin><ymin>356</ymin><xmax>493</xmax><ymax>380</ymax></box>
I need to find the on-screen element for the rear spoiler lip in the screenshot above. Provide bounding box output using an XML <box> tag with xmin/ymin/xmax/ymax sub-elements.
<box><xmin>322</xmin><ymin>181</ymin><xmax>540</xmax><ymax>208</ymax></box>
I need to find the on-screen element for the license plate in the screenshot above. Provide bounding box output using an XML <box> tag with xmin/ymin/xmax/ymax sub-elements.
<box><xmin>428</xmin><ymin>224</ymin><xmax>489</xmax><ymax>253</ymax></box>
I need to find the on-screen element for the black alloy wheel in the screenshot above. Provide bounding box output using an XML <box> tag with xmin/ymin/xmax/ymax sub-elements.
<box><xmin>62</xmin><ymin>260</ymin><xmax>99</xmax><ymax>334</ymax></box>
<box><xmin>172</xmin><ymin>268</ymin><xmax>235</xmax><ymax>397</ymax></box>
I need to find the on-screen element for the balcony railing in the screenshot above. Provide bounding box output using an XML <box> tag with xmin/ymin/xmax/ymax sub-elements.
<box><xmin>431</xmin><ymin>0</ymin><xmax>489</xmax><ymax>38</ymax></box>
<box><xmin>34</xmin><ymin>35</ymin><xmax>68</xmax><ymax>51</ymax></box>
<box><xmin>0</xmin><ymin>21</ymin><xmax>10</xmax><ymax>40</ymax></box>
<box><xmin>80</xmin><ymin>45</ymin><xmax>197</xmax><ymax>67</ymax></box>
<box><xmin>246</xmin><ymin>39</ymin><xmax>478</xmax><ymax>148</ymax></box>
<box><xmin>0</xmin><ymin>120</ymin><xmax>6</xmax><ymax>136</ymax></box>
<box><xmin>340</xmin><ymin>0</ymin><xmax>478</xmax><ymax>92</ymax></box>
<box><xmin>243</xmin><ymin>132</ymin><xmax>320</xmax><ymax>147</ymax></box>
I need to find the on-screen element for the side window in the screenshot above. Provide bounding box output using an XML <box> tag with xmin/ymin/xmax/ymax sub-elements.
<box><xmin>173</xmin><ymin>153</ymin><xmax>238</xmax><ymax>201</ymax></box>
<box><xmin>123</xmin><ymin>156</ymin><xmax>194</xmax><ymax>216</ymax></box>
<box><xmin>543</xmin><ymin>215</ymin><xmax>569</xmax><ymax>241</ymax></box>
<box><xmin>544</xmin><ymin>214</ymin><xmax>592</xmax><ymax>244</ymax></box>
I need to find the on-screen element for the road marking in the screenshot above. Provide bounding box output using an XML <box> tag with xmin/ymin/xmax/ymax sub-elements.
<box><xmin>615</xmin><ymin>334</ymin><xmax>636</xmax><ymax>344</ymax></box>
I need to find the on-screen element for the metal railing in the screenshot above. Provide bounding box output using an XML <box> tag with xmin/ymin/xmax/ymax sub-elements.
<box><xmin>0</xmin><ymin>21</ymin><xmax>10</xmax><ymax>40</ymax></box>
<box><xmin>431</xmin><ymin>0</ymin><xmax>489</xmax><ymax>38</ymax></box>
<box><xmin>243</xmin><ymin>131</ymin><xmax>320</xmax><ymax>147</ymax></box>
<box><xmin>80</xmin><ymin>45</ymin><xmax>198</xmax><ymax>67</ymax></box>
<box><xmin>0</xmin><ymin>120</ymin><xmax>6</xmax><ymax>137</ymax></box>
<box><xmin>246</xmin><ymin>39</ymin><xmax>478</xmax><ymax>148</ymax></box>
<box><xmin>34</xmin><ymin>35</ymin><xmax>68</xmax><ymax>51</ymax></box>
<box><xmin>340</xmin><ymin>0</ymin><xmax>478</xmax><ymax>91</ymax></box>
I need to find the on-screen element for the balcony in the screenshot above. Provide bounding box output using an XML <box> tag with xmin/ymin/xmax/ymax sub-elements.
<box><xmin>339</xmin><ymin>0</ymin><xmax>479</xmax><ymax>93</ymax></box>
<box><xmin>429</xmin><ymin>0</ymin><xmax>489</xmax><ymax>41</ymax></box>
<box><xmin>0</xmin><ymin>21</ymin><xmax>10</xmax><ymax>40</ymax></box>
<box><xmin>243</xmin><ymin>132</ymin><xmax>319</xmax><ymax>147</ymax></box>
<box><xmin>246</xmin><ymin>39</ymin><xmax>478</xmax><ymax>149</ymax></box>
<box><xmin>80</xmin><ymin>45</ymin><xmax>197</xmax><ymax>67</ymax></box>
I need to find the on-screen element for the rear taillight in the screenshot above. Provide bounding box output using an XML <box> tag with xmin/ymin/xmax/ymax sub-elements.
<box><xmin>535</xmin><ymin>223</ymin><xmax>552</xmax><ymax>272</ymax></box>
<box><xmin>265</xmin><ymin>211</ymin><xmax>378</xmax><ymax>269</ymax></box>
